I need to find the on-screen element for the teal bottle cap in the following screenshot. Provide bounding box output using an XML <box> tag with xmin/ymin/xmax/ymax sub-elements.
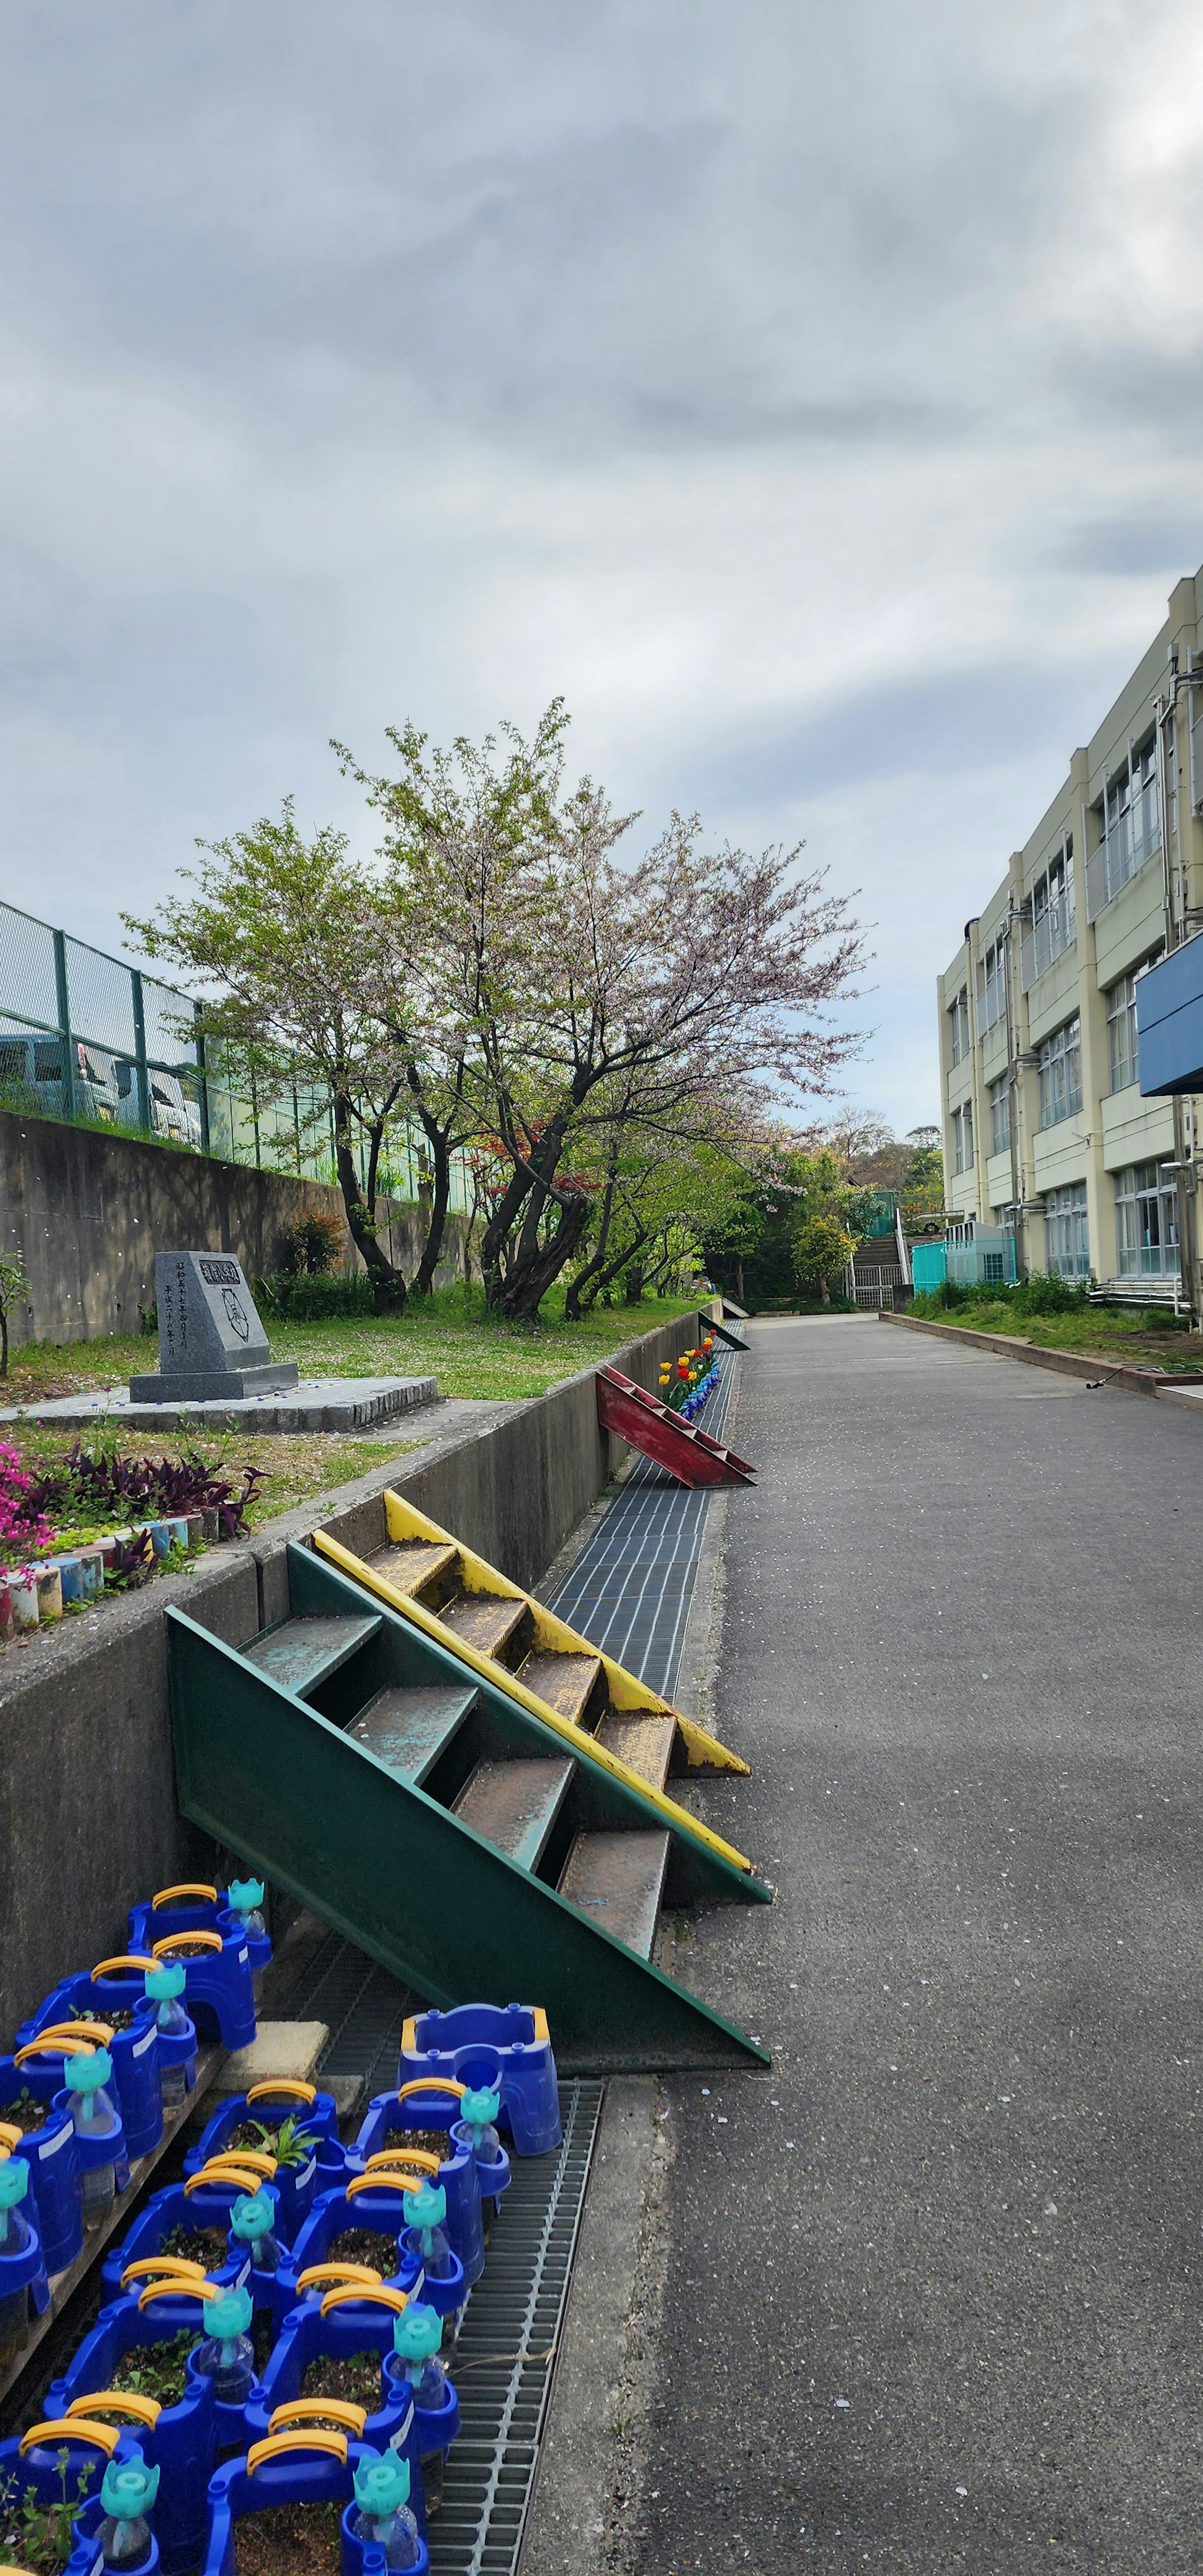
<box><xmin>202</xmin><ymin>2283</ymin><xmax>252</xmax><ymax>2339</ymax></box>
<box><xmin>402</xmin><ymin>2180</ymin><xmax>446</xmax><ymax>2228</ymax></box>
<box><xmin>228</xmin><ymin>1879</ymin><xmax>264</xmax><ymax>1911</ymax></box>
<box><xmin>393</xmin><ymin>2300</ymin><xmax>441</xmax><ymax>2362</ymax></box>
<box><xmin>0</xmin><ymin>2158</ymin><xmax>28</xmax><ymax>2209</ymax></box>
<box><xmin>145</xmin><ymin>1962</ymin><xmax>186</xmax><ymax>2001</ymax></box>
<box><xmin>100</xmin><ymin>2446</ymin><xmax>160</xmax><ymax>2520</ymax></box>
<box><xmin>460</xmin><ymin>2085</ymin><xmax>501</xmax><ymax>2127</ymax></box>
<box><xmin>230</xmin><ymin>2189</ymin><xmax>276</xmax><ymax>2242</ymax></box>
<box><xmin>352</xmin><ymin>2447</ymin><xmax>410</xmax><ymax>2515</ymax></box>
<box><xmin>64</xmin><ymin>2046</ymin><xmax>112</xmax><ymax>2093</ymax></box>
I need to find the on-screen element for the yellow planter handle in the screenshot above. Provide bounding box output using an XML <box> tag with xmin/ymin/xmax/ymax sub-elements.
<box><xmin>0</xmin><ymin>2123</ymin><xmax>20</xmax><ymax>2152</ymax></box>
<box><xmin>121</xmin><ymin>2257</ymin><xmax>208</xmax><ymax>2290</ymax></box>
<box><xmin>13</xmin><ymin>2035</ymin><xmax>97</xmax><ymax>2068</ymax></box>
<box><xmin>68</xmin><ymin>2391</ymin><xmax>162</xmax><ymax>2429</ymax></box>
<box><xmin>320</xmin><ymin>2283</ymin><xmax>409</xmax><ymax>2319</ymax></box>
<box><xmin>269</xmin><ymin>2397</ymin><xmax>367</xmax><ymax>2436</ymax></box>
<box><xmin>153</xmin><ymin>1930</ymin><xmax>223</xmax><ymax>1958</ymax></box>
<box><xmin>20</xmin><ymin>2419</ymin><xmax>120</xmax><ymax>2456</ymax></box>
<box><xmin>201</xmin><ymin>2149</ymin><xmax>278</xmax><ymax>2179</ymax></box>
<box><xmin>153</xmin><ymin>1884</ymin><xmax>217</xmax><ymax>1907</ymax></box>
<box><xmin>245</xmin><ymin>2078</ymin><xmax>316</xmax><ymax>2107</ymax></box>
<box><xmin>365</xmin><ymin>2147</ymin><xmax>441</xmax><ymax>2177</ymax></box>
<box><xmin>296</xmin><ymin>2261</ymin><xmax>382</xmax><ymax>2293</ymax></box>
<box><xmin>345</xmin><ymin>2171</ymin><xmax>426</xmax><ymax>2203</ymax></box>
<box><xmin>395</xmin><ymin>2077</ymin><xmax>465</xmax><ymax>2106</ymax></box>
<box><xmin>247</xmin><ymin>2429</ymin><xmax>347</xmax><ymax>2473</ymax></box>
<box><xmin>184</xmin><ymin>2160</ymin><xmax>273</xmax><ymax>2198</ymax></box>
<box><xmin>35</xmin><ymin>2020</ymin><xmax>115</xmax><ymax>2050</ymax></box>
<box><xmin>136</xmin><ymin>2279</ymin><xmax>221</xmax><ymax>2310</ymax></box>
<box><xmin>91</xmin><ymin>1956</ymin><xmax>154</xmax><ymax>1980</ymax></box>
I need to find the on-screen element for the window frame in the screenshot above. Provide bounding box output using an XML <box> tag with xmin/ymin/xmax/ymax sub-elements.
<box><xmin>1044</xmin><ymin>1180</ymin><xmax>1090</xmax><ymax>1280</ymax></box>
<box><xmin>1114</xmin><ymin>1160</ymin><xmax>1180</xmax><ymax>1279</ymax></box>
<box><xmin>1036</xmin><ymin>1015</ymin><xmax>1083</xmax><ymax>1130</ymax></box>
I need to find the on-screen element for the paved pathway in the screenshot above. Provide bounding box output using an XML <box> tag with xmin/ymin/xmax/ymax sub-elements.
<box><xmin>634</xmin><ymin>1314</ymin><xmax>1203</xmax><ymax>2574</ymax></box>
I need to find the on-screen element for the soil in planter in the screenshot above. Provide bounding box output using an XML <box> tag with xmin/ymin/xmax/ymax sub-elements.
<box><xmin>107</xmin><ymin>2328</ymin><xmax>198</xmax><ymax>2407</ymax></box>
<box><xmin>2</xmin><ymin>2090</ymin><xmax>52</xmax><ymax>2135</ymax></box>
<box><xmin>324</xmin><ymin>2227</ymin><xmax>399</xmax><ymax>2271</ymax></box>
<box><xmin>163</xmin><ymin>1939</ymin><xmax>219</xmax><ymax>1958</ymax></box>
<box><xmin>0</xmin><ymin>2462</ymin><xmax>93</xmax><ymax>2575</ymax></box>
<box><xmin>158</xmin><ymin>2221</ymin><xmax>229</xmax><ymax>2267</ymax></box>
<box><xmin>67</xmin><ymin>2003</ymin><xmax>136</xmax><ymax>2031</ymax></box>
<box><xmin>224</xmin><ymin>2116</ymin><xmax>317</xmax><ymax>2164</ymax></box>
<box><xmin>301</xmin><ymin>2349</ymin><xmax>382</xmax><ymax>2411</ymax></box>
<box><xmin>382</xmin><ymin>2128</ymin><xmax>450</xmax><ymax>2162</ymax></box>
<box><xmin>234</xmin><ymin>2501</ymin><xmax>341</xmax><ymax>2574</ymax></box>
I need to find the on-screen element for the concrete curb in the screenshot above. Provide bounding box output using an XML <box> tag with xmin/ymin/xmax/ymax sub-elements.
<box><xmin>877</xmin><ymin>1306</ymin><xmax>1203</xmax><ymax>1400</ymax></box>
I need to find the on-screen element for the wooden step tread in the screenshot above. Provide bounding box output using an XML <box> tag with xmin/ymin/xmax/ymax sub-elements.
<box><xmin>347</xmin><ymin>1684</ymin><xmax>478</xmax><ymax>1786</ymax></box>
<box><xmin>244</xmin><ymin>1613</ymin><xmax>381</xmax><ymax>1700</ymax></box>
<box><xmin>452</xmin><ymin>1757</ymin><xmax>575</xmax><ymax>1870</ymax></box>
<box><xmin>519</xmin><ymin>1650</ymin><xmax>603</xmax><ymax>1725</ymax></box>
<box><xmin>558</xmin><ymin>1830</ymin><xmax>671</xmax><ymax>1957</ymax></box>
<box><xmin>370</xmin><ymin>1538</ymin><xmax>460</xmax><ymax>1597</ymax></box>
<box><xmin>440</xmin><ymin>1592</ymin><xmax>527</xmax><ymax>1659</ymax></box>
<box><xmin>593</xmin><ymin>1712</ymin><xmax>676</xmax><ymax>1793</ymax></box>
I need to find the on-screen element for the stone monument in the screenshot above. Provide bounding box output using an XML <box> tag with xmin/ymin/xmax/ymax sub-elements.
<box><xmin>129</xmin><ymin>1251</ymin><xmax>300</xmax><ymax>1403</ymax></box>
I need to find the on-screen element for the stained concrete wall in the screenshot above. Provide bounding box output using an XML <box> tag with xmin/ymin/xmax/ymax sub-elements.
<box><xmin>0</xmin><ymin>1307</ymin><xmax>715</xmax><ymax>2035</ymax></box>
<box><xmin>0</xmin><ymin>1106</ymin><xmax>468</xmax><ymax>1348</ymax></box>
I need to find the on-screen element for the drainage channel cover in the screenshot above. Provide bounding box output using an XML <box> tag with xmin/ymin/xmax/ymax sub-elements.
<box><xmin>433</xmin><ymin>2079</ymin><xmax>604</xmax><ymax>2575</ymax></box>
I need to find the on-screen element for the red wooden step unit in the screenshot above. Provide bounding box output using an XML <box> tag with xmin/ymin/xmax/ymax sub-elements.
<box><xmin>595</xmin><ymin>1366</ymin><xmax>756</xmax><ymax>1487</ymax></box>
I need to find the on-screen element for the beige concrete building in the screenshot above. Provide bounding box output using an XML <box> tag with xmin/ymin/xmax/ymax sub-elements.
<box><xmin>937</xmin><ymin>571</ymin><xmax>1203</xmax><ymax>1301</ymax></box>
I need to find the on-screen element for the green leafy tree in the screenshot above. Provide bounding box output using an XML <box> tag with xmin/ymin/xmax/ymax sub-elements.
<box><xmin>790</xmin><ymin>1207</ymin><xmax>857</xmax><ymax>1303</ymax></box>
<box><xmin>0</xmin><ymin>1252</ymin><xmax>29</xmax><ymax>1376</ymax></box>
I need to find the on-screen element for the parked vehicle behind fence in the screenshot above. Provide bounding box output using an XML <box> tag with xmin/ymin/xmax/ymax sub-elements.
<box><xmin>0</xmin><ymin>1029</ymin><xmax>202</xmax><ymax>1147</ymax></box>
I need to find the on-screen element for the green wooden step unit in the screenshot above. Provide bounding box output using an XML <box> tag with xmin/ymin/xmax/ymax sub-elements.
<box><xmin>166</xmin><ymin>1544</ymin><xmax>772</xmax><ymax>2072</ymax></box>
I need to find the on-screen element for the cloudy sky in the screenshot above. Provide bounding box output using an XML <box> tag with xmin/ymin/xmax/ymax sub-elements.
<box><xmin>3</xmin><ymin>0</ymin><xmax>1203</xmax><ymax>1129</ymax></box>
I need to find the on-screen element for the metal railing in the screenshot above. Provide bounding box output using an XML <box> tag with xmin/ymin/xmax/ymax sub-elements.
<box><xmin>1019</xmin><ymin>894</ymin><xmax>1075</xmax><ymax>991</ymax></box>
<box><xmin>0</xmin><ymin>898</ymin><xmax>472</xmax><ymax>1209</ymax></box>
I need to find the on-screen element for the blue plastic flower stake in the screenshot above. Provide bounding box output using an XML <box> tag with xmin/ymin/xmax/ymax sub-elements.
<box><xmin>457</xmin><ymin>2087</ymin><xmax>501</xmax><ymax>2153</ymax></box>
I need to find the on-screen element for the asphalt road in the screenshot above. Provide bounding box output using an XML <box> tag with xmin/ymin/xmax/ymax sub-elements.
<box><xmin>633</xmin><ymin>1314</ymin><xmax>1203</xmax><ymax>2575</ymax></box>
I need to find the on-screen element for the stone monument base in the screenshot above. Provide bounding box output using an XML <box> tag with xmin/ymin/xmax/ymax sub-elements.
<box><xmin>128</xmin><ymin>1360</ymin><xmax>301</xmax><ymax>1402</ymax></box>
<box><xmin>0</xmin><ymin>1374</ymin><xmax>439</xmax><ymax>1435</ymax></box>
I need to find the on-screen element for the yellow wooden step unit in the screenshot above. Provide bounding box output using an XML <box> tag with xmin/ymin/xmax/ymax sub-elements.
<box><xmin>329</xmin><ymin>1488</ymin><xmax>749</xmax><ymax>1781</ymax></box>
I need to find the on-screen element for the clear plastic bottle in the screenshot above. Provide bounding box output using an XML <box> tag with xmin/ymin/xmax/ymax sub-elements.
<box><xmin>144</xmin><ymin>1960</ymin><xmax>193</xmax><ymax>2112</ymax></box>
<box><xmin>0</xmin><ymin>2156</ymin><xmax>34</xmax><ymax>2371</ymax></box>
<box><xmin>64</xmin><ymin>2046</ymin><xmax>120</xmax><ymax>2230</ymax></box>
<box><xmin>194</xmin><ymin>2282</ymin><xmax>255</xmax><ymax>2404</ymax></box>
<box><xmin>393</xmin><ymin>2299</ymin><xmax>451</xmax><ymax>2512</ymax></box>
<box><xmin>96</xmin><ymin>2444</ymin><xmax>160</xmax><ymax>2568</ymax></box>
<box><xmin>456</xmin><ymin>2085</ymin><xmax>502</xmax><ymax>2162</ymax></box>
<box><xmin>349</xmin><ymin>2448</ymin><xmax>422</xmax><ymax>2569</ymax></box>
<box><xmin>227</xmin><ymin>2186</ymin><xmax>280</xmax><ymax>2273</ymax></box>
<box><xmin>227</xmin><ymin>1878</ymin><xmax>267</xmax><ymax>2004</ymax></box>
<box><xmin>402</xmin><ymin>2180</ymin><xmax>453</xmax><ymax>2280</ymax></box>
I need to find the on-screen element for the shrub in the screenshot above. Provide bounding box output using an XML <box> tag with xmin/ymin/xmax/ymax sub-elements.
<box><xmin>259</xmin><ymin>1271</ymin><xmax>376</xmax><ymax>1321</ymax></box>
<box><xmin>277</xmin><ymin>1210</ymin><xmax>346</xmax><ymax>1276</ymax></box>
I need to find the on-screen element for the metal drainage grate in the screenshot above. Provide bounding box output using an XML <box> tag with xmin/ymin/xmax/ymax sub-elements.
<box><xmin>431</xmin><ymin>2079</ymin><xmax>604</xmax><ymax>2575</ymax></box>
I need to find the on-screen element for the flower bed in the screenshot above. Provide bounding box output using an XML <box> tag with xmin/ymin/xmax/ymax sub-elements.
<box><xmin>657</xmin><ymin>1333</ymin><xmax>720</xmax><ymax>1420</ymax></box>
<box><xmin>0</xmin><ymin>1438</ymin><xmax>265</xmax><ymax>1641</ymax></box>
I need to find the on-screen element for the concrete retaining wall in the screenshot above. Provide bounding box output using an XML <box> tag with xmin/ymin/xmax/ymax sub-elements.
<box><xmin>0</xmin><ymin>1307</ymin><xmax>714</xmax><ymax>2034</ymax></box>
<box><xmin>0</xmin><ymin>1107</ymin><xmax>469</xmax><ymax>1348</ymax></box>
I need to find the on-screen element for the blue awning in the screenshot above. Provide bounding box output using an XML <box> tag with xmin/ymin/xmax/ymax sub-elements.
<box><xmin>1136</xmin><ymin>937</ymin><xmax>1203</xmax><ymax>1096</ymax></box>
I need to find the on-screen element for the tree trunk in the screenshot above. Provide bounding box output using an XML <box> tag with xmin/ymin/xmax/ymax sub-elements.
<box><xmin>333</xmin><ymin>1092</ymin><xmax>406</xmax><ymax>1305</ymax></box>
<box><xmin>412</xmin><ymin>1112</ymin><xmax>452</xmax><ymax>1298</ymax></box>
<box><xmin>820</xmin><ymin>1274</ymin><xmax>830</xmax><ymax>1305</ymax></box>
<box><xmin>564</xmin><ymin>1173</ymin><xmax>618</xmax><ymax>1321</ymax></box>
<box><xmin>496</xmin><ymin>1193</ymin><xmax>592</xmax><ymax>1319</ymax></box>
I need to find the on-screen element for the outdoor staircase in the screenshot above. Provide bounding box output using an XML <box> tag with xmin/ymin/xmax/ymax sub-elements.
<box><xmin>594</xmin><ymin>1365</ymin><xmax>756</xmax><ymax>1487</ymax></box>
<box><xmin>166</xmin><ymin>1541</ymin><xmax>771</xmax><ymax>2072</ymax></box>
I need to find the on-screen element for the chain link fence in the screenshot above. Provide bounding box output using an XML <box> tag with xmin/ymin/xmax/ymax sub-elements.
<box><xmin>0</xmin><ymin>898</ymin><xmax>471</xmax><ymax>1209</ymax></box>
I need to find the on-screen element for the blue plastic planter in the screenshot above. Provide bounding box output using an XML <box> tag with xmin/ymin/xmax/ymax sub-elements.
<box><xmin>399</xmin><ymin>2004</ymin><xmax>562</xmax><ymax>2154</ymax></box>
<box><xmin>103</xmin><ymin>2179</ymin><xmax>279</xmax><ymax>2309</ymax></box>
<box><xmin>382</xmin><ymin>2351</ymin><xmax>459</xmax><ymax>2482</ymax></box>
<box><xmin>0</xmin><ymin>2189</ymin><xmax>50</xmax><ymax>2365</ymax></box>
<box><xmin>0</xmin><ymin>2423</ymin><xmax>136</xmax><ymax>2572</ymax></box>
<box><xmin>16</xmin><ymin>1985</ymin><xmax>165</xmax><ymax>2160</ymax></box>
<box><xmin>349</xmin><ymin>2094</ymin><xmax>485</xmax><ymax>2286</ymax></box>
<box><xmin>281</xmin><ymin>2184</ymin><xmax>425</xmax><ymax>2304</ymax></box>
<box><xmin>146</xmin><ymin>1927</ymin><xmax>257</xmax><ymax>2051</ymax></box>
<box><xmin>186</xmin><ymin>2087</ymin><xmax>340</xmax><ymax>2242</ymax></box>
<box><xmin>200</xmin><ymin>2436</ymin><xmax>427</xmax><ymax>2576</ymax></box>
<box><xmin>127</xmin><ymin>1887</ymin><xmax>273</xmax><ymax>1997</ymax></box>
<box><xmin>52</xmin><ymin>2079</ymin><xmax>127</xmax><ymax>2204</ymax></box>
<box><xmin>0</xmin><ymin>2056</ymin><xmax>81</xmax><ymax>2272</ymax></box>
<box><xmin>47</xmin><ymin>2301</ymin><xmax>216</xmax><ymax>2574</ymax></box>
<box><xmin>450</xmin><ymin>2118</ymin><xmax>511</xmax><ymax>2211</ymax></box>
<box><xmin>243</xmin><ymin>2291</ymin><xmax>423</xmax><ymax>2501</ymax></box>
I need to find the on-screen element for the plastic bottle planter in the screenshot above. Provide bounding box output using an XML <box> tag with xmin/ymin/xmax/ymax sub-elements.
<box><xmin>399</xmin><ymin>2004</ymin><xmax>562</xmax><ymax>2156</ymax></box>
<box><xmin>0</xmin><ymin>2056</ymin><xmax>84</xmax><ymax>2273</ymax></box>
<box><xmin>186</xmin><ymin>2082</ymin><xmax>336</xmax><ymax>2242</ymax></box>
<box><xmin>0</xmin><ymin>2418</ymin><xmax>132</xmax><ymax>2573</ymax></box>
<box><xmin>47</xmin><ymin>2304</ymin><xmax>217</xmax><ymax>2576</ymax></box>
<box><xmin>0</xmin><ymin>2156</ymin><xmax>49</xmax><ymax>2372</ymax></box>
<box><xmin>15</xmin><ymin>1995</ymin><xmax>164</xmax><ymax>2162</ymax></box>
<box><xmin>102</xmin><ymin>2174</ymin><xmax>279</xmax><ymax>2309</ymax></box>
<box><xmin>384</xmin><ymin>2304</ymin><xmax>460</xmax><ymax>2518</ymax></box>
<box><xmin>398</xmin><ymin>2187</ymin><xmax>466</xmax><ymax>2327</ymax></box>
<box><xmin>141</xmin><ymin>1968</ymin><xmax>197</xmax><ymax>2116</ymax></box>
<box><xmin>56</xmin><ymin>2051</ymin><xmax>126</xmax><ymax>2234</ymax></box>
<box><xmin>200</xmin><ymin>2432</ymin><xmax>429</xmax><ymax>2576</ymax></box>
<box><xmin>243</xmin><ymin>2280</ymin><xmax>424</xmax><ymax>2501</ymax></box>
<box><xmin>144</xmin><ymin>1929</ymin><xmax>256</xmax><ymax>2054</ymax></box>
<box><xmin>127</xmin><ymin>1885</ymin><xmax>273</xmax><ymax>2005</ymax></box>
<box><xmin>218</xmin><ymin>1884</ymin><xmax>271</xmax><ymax>2008</ymax></box>
<box><xmin>349</xmin><ymin>2084</ymin><xmax>485</xmax><ymax>2287</ymax></box>
<box><xmin>344</xmin><ymin>2447</ymin><xmax>426</xmax><ymax>2572</ymax></box>
<box><xmin>450</xmin><ymin>2087</ymin><xmax>512</xmax><ymax>2221</ymax></box>
<box><xmin>280</xmin><ymin>2182</ymin><xmax>425</xmax><ymax>2311</ymax></box>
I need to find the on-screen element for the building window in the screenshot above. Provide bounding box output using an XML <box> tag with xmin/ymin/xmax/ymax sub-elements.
<box><xmin>953</xmin><ymin>1102</ymin><xmax>973</xmax><ymax>1173</ymax></box>
<box><xmin>949</xmin><ymin>987</ymin><xmax>970</xmax><ymax>1066</ymax></box>
<box><xmin>1115</xmin><ymin>1162</ymin><xmax>1179</xmax><ymax>1278</ymax></box>
<box><xmin>988</xmin><ymin>1075</ymin><xmax>1010</xmax><ymax>1156</ymax></box>
<box><xmin>1087</xmin><ymin>731</ymin><xmax>1163</xmax><ymax>919</ymax></box>
<box><xmin>1044</xmin><ymin>1182</ymin><xmax>1090</xmax><ymax>1279</ymax></box>
<box><xmin>1036</xmin><ymin>1016</ymin><xmax>1082</xmax><ymax>1128</ymax></box>
<box><xmin>1020</xmin><ymin>841</ymin><xmax>1075</xmax><ymax>990</ymax></box>
<box><xmin>1106</xmin><ymin>951</ymin><xmax>1163</xmax><ymax>1093</ymax></box>
<box><xmin>976</xmin><ymin>932</ymin><xmax>1008</xmax><ymax>1035</ymax></box>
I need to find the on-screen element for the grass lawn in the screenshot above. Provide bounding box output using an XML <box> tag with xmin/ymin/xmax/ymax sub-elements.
<box><xmin>920</xmin><ymin>1297</ymin><xmax>1203</xmax><ymax>1372</ymax></box>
